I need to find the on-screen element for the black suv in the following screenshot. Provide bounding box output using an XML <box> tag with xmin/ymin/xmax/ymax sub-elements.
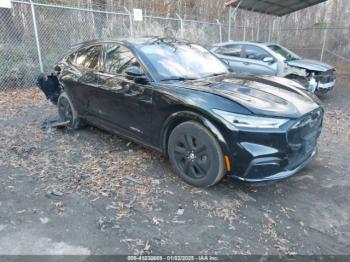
<box><xmin>38</xmin><ymin>37</ymin><xmax>323</xmax><ymax>187</ymax></box>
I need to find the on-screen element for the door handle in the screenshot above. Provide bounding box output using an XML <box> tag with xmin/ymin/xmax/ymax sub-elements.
<box><xmin>243</xmin><ymin>62</ymin><xmax>250</xmax><ymax>65</ymax></box>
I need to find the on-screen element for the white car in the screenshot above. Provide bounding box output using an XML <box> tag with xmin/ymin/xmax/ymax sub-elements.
<box><xmin>211</xmin><ymin>42</ymin><xmax>336</xmax><ymax>94</ymax></box>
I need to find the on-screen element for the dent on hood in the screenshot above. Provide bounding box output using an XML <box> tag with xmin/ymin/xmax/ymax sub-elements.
<box><xmin>281</xmin><ymin>64</ymin><xmax>308</xmax><ymax>78</ymax></box>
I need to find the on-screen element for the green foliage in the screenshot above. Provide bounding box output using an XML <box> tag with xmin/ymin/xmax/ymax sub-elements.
<box><xmin>0</xmin><ymin>44</ymin><xmax>39</xmax><ymax>88</ymax></box>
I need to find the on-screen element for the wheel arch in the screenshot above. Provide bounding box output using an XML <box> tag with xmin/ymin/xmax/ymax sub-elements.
<box><xmin>160</xmin><ymin>109</ymin><xmax>230</xmax><ymax>159</ymax></box>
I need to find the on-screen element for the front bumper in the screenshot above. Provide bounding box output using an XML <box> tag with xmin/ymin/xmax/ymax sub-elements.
<box><xmin>316</xmin><ymin>80</ymin><xmax>336</xmax><ymax>94</ymax></box>
<box><xmin>314</xmin><ymin>69</ymin><xmax>336</xmax><ymax>94</ymax></box>
<box><xmin>225</xmin><ymin>109</ymin><xmax>323</xmax><ymax>182</ymax></box>
<box><xmin>234</xmin><ymin>148</ymin><xmax>317</xmax><ymax>182</ymax></box>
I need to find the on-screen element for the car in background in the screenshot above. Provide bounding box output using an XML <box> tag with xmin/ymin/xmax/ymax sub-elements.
<box><xmin>38</xmin><ymin>37</ymin><xmax>323</xmax><ymax>188</ymax></box>
<box><xmin>211</xmin><ymin>41</ymin><xmax>336</xmax><ymax>95</ymax></box>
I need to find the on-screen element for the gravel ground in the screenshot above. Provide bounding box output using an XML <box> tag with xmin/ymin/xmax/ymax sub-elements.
<box><xmin>0</xmin><ymin>78</ymin><xmax>349</xmax><ymax>256</ymax></box>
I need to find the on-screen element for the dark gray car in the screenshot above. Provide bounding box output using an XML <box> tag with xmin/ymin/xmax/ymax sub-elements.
<box><xmin>211</xmin><ymin>42</ymin><xmax>336</xmax><ymax>94</ymax></box>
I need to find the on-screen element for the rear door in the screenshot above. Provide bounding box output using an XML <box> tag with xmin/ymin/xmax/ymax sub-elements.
<box><xmin>213</xmin><ymin>44</ymin><xmax>245</xmax><ymax>73</ymax></box>
<box><xmin>240</xmin><ymin>44</ymin><xmax>277</xmax><ymax>75</ymax></box>
<box><xmin>90</xmin><ymin>43</ymin><xmax>153</xmax><ymax>142</ymax></box>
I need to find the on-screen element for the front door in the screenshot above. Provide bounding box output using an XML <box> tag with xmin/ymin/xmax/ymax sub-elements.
<box><xmin>62</xmin><ymin>44</ymin><xmax>103</xmax><ymax>116</ymax></box>
<box><xmin>90</xmin><ymin>43</ymin><xmax>153</xmax><ymax>142</ymax></box>
<box><xmin>240</xmin><ymin>45</ymin><xmax>277</xmax><ymax>75</ymax></box>
<box><xmin>214</xmin><ymin>44</ymin><xmax>246</xmax><ymax>73</ymax></box>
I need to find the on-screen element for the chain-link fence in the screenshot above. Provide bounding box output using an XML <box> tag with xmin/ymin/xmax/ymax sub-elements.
<box><xmin>0</xmin><ymin>1</ymin><xmax>39</xmax><ymax>89</ymax></box>
<box><xmin>1</xmin><ymin>0</ymin><xmax>350</xmax><ymax>90</ymax></box>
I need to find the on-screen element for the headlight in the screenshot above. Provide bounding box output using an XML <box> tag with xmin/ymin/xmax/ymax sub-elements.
<box><xmin>213</xmin><ymin>109</ymin><xmax>289</xmax><ymax>129</ymax></box>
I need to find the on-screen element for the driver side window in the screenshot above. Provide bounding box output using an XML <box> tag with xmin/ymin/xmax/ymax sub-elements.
<box><xmin>104</xmin><ymin>44</ymin><xmax>141</xmax><ymax>75</ymax></box>
<box><xmin>75</xmin><ymin>45</ymin><xmax>102</xmax><ymax>70</ymax></box>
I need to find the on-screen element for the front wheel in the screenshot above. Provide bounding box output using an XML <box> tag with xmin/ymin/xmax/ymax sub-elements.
<box><xmin>168</xmin><ymin>121</ymin><xmax>226</xmax><ymax>188</ymax></box>
<box><xmin>57</xmin><ymin>92</ymin><xmax>83</xmax><ymax>129</ymax></box>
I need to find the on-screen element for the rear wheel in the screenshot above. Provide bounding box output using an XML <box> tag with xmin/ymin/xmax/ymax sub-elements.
<box><xmin>57</xmin><ymin>92</ymin><xmax>83</xmax><ymax>129</ymax></box>
<box><xmin>168</xmin><ymin>121</ymin><xmax>226</xmax><ymax>188</ymax></box>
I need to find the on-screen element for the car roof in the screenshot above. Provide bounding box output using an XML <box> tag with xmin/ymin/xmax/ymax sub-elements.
<box><xmin>212</xmin><ymin>41</ymin><xmax>278</xmax><ymax>47</ymax></box>
<box><xmin>71</xmin><ymin>37</ymin><xmax>192</xmax><ymax>49</ymax></box>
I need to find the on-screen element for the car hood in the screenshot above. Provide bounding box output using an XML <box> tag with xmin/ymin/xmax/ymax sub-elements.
<box><xmin>180</xmin><ymin>74</ymin><xmax>320</xmax><ymax>119</ymax></box>
<box><xmin>287</xmin><ymin>59</ymin><xmax>334</xmax><ymax>72</ymax></box>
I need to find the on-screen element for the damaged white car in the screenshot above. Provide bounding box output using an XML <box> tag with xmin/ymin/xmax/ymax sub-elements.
<box><xmin>211</xmin><ymin>41</ymin><xmax>336</xmax><ymax>95</ymax></box>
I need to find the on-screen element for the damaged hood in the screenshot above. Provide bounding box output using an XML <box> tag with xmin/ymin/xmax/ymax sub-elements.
<box><xmin>180</xmin><ymin>74</ymin><xmax>320</xmax><ymax>119</ymax></box>
<box><xmin>287</xmin><ymin>59</ymin><xmax>334</xmax><ymax>72</ymax></box>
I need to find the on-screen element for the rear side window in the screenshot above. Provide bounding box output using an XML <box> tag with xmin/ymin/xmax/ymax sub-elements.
<box><xmin>243</xmin><ymin>45</ymin><xmax>270</xmax><ymax>61</ymax></box>
<box><xmin>104</xmin><ymin>44</ymin><xmax>141</xmax><ymax>75</ymax></box>
<box><xmin>75</xmin><ymin>45</ymin><xmax>102</xmax><ymax>70</ymax></box>
<box><xmin>216</xmin><ymin>44</ymin><xmax>242</xmax><ymax>57</ymax></box>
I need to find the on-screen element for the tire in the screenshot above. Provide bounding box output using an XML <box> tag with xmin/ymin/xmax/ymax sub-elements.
<box><xmin>168</xmin><ymin>121</ymin><xmax>226</xmax><ymax>188</ymax></box>
<box><xmin>57</xmin><ymin>92</ymin><xmax>83</xmax><ymax>129</ymax></box>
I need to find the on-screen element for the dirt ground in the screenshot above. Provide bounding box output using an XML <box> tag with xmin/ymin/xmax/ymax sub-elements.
<box><xmin>0</xmin><ymin>78</ymin><xmax>350</xmax><ymax>256</ymax></box>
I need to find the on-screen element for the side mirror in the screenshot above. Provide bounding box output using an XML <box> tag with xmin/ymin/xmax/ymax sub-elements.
<box><xmin>222</xmin><ymin>59</ymin><xmax>230</xmax><ymax>66</ymax></box>
<box><xmin>126</xmin><ymin>66</ymin><xmax>143</xmax><ymax>77</ymax></box>
<box><xmin>125</xmin><ymin>66</ymin><xmax>149</xmax><ymax>84</ymax></box>
<box><xmin>263</xmin><ymin>57</ymin><xmax>275</xmax><ymax>64</ymax></box>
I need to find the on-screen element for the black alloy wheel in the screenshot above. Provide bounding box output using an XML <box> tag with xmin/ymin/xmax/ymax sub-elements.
<box><xmin>168</xmin><ymin>121</ymin><xmax>226</xmax><ymax>188</ymax></box>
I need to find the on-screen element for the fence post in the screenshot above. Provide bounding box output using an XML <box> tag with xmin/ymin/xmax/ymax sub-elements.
<box><xmin>216</xmin><ymin>19</ymin><xmax>222</xmax><ymax>43</ymax></box>
<box><xmin>268</xmin><ymin>20</ymin><xmax>272</xmax><ymax>42</ymax></box>
<box><xmin>243</xmin><ymin>19</ymin><xmax>246</xmax><ymax>41</ymax></box>
<box><xmin>29</xmin><ymin>0</ymin><xmax>43</xmax><ymax>73</ymax></box>
<box><xmin>227</xmin><ymin>1</ymin><xmax>242</xmax><ymax>41</ymax></box>
<box><xmin>278</xmin><ymin>19</ymin><xmax>282</xmax><ymax>44</ymax></box>
<box><xmin>321</xmin><ymin>28</ymin><xmax>327</xmax><ymax>62</ymax></box>
<box><xmin>228</xmin><ymin>6</ymin><xmax>232</xmax><ymax>41</ymax></box>
<box><xmin>124</xmin><ymin>7</ymin><xmax>133</xmax><ymax>37</ymax></box>
<box><xmin>176</xmin><ymin>14</ymin><xmax>184</xmax><ymax>38</ymax></box>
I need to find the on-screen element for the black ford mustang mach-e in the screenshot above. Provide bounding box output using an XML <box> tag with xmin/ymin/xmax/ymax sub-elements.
<box><xmin>38</xmin><ymin>37</ymin><xmax>323</xmax><ymax>188</ymax></box>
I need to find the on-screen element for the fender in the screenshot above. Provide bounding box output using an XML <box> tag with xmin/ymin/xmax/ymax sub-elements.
<box><xmin>160</xmin><ymin>110</ymin><xmax>231</xmax><ymax>159</ymax></box>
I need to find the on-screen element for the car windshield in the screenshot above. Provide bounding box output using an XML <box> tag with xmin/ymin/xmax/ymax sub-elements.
<box><xmin>268</xmin><ymin>44</ymin><xmax>300</xmax><ymax>61</ymax></box>
<box><xmin>139</xmin><ymin>41</ymin><xmax>229</xmax><ymax>81</ymax></box>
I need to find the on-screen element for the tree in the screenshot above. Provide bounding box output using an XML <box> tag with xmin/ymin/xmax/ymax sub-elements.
<box><xmin>0</xmin><ymin>8</ymin><xmax>23</xmax><ymax>43</ymax></box>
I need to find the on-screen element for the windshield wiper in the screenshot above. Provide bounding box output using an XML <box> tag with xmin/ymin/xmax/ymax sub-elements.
<box><xmin>203</xmin><ymin>72</ymin><xmax>228</xmax><ymax>78</ymax></box>
<box><xmin>160</xmin><ymin>77</ymin><xmax>197</xmax><ymax>82</ymax></box>
<box><xmin>286</xmin><ymin>57</ymin><xmax>298</xmax><ymax>61</ymax></box>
